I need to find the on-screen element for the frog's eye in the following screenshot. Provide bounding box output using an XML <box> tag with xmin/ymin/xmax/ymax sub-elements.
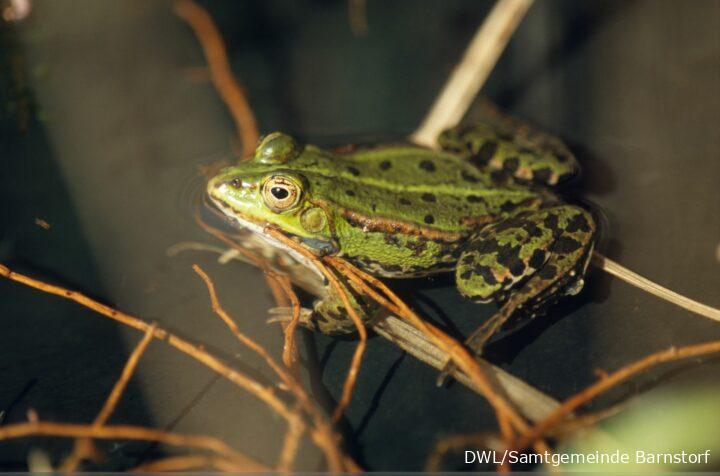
<box><xmin>262</xmin><ymin>175</ymin><xmax>302</xmax><ymax>212</ymax></box>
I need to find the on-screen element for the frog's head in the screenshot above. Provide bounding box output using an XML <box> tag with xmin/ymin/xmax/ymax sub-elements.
<box><xmin>207</xmin><ymin>132</ymin><xmax>337</xmax><ymax>254</ymax></box>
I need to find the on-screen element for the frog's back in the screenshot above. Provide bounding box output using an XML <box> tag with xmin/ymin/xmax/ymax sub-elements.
<box><xmin>294</xmin><ymin>144</ymin><xmax>541</xmax><ymax>234</ymax></box>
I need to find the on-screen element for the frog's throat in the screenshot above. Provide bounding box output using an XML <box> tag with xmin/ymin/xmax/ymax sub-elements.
<box><xmin>209</xmin><ymin>197</ymin><xmax>330</xmax><ymax>279</ymax></box>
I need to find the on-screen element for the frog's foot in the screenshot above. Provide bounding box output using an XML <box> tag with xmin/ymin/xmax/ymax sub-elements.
<box><xmin>438</xmin><ymin>205</ymin><xmax>596</xmax><ymax>386</ymax></box>
<box><xmin>267</xmin><ymin>306</ymin><xmax>315</xmax><ymax>327</ymax></box>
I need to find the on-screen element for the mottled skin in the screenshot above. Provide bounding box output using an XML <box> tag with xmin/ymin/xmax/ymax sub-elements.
<box><xmin>207</xmin><ymin>123</ymin><xmax>596</xmax><ymax>361</ymax></box>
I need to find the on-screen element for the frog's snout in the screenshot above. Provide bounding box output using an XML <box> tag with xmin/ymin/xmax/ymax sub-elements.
<box><xmin>208</xmin><ymin>175</ymin><xmax>241</xmax><ymax>194</ymax></box>
<box><xmin>206</xmin><ymin>176</ymin><xmax>224</xmax><ymax>196</ymax></box>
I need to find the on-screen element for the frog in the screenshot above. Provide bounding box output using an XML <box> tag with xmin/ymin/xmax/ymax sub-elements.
<box><xmin>206</xmin><ymin>121</ymin><xmax>596</xmax><ymax>379</ymax></box>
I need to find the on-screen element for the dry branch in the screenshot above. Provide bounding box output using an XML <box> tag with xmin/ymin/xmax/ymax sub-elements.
<box><xmin>410</xmin><ymin>0</ymin><xmax>535</xmax><ymax>146</ymax></box>
<box><xmin>592</xmin><ymin>254</ymin><xmax>720</xmax><ymax>323</ymax></box>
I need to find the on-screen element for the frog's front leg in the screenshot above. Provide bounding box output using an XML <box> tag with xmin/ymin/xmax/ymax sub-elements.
<box><xmin>270</xmin><ymin>268</ymin><xmax>384</xmax><ymax>336</ymax></box>
<box><xmin>437</xmin><ymin>121</ymin><xmax>578</xmax><ymax>186</ymax></box>
<box><xmin>439</xmin><ymin>205</ymin><xmax>596</xmax><ymax>383</ymax></box>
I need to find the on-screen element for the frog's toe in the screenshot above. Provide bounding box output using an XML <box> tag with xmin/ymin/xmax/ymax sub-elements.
<box><xmin>564</xmin><ymin>277</ymin><xmax>585</xmax><ymax>296</ymax></box>
<box><xmin>267</xmin><ymin>307</ymin><xmax>314</xmax><ymax>325</ymax></box>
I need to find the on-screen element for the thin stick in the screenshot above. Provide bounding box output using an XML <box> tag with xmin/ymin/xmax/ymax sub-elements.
<box><xmin>347</xmin><ymin>0</ymin><xmax>368</xmax><ymax>35</ymax></box>
<box><xmin>174</xmin><ymin>0</ymin><xmax>259</xmax><ymax>156</ymax></box>
<box><xmin>61</xmin><ymin>325</ymin><xmax>157</xmax><ymax>471</ymax></box>
<box><xmin>130</xmin><ymin>454</ymin><xmax>245</xmax><ymax>472</ymax></box>
<box><xmin>592</xmin><ymin>253</ymin><xmax>720</xmax><ymax>323</ymax></box>
<box><xmin>276</xmin><ymin>412</ymin><xmax>304</xmax><ymax>471</ymax></box>
<box><xmin>0</xmin><ymin>421</ymin><xmax>266</xmax><ymax>470</ymax></box>
<box><xmin>193</xmin><ymin>265</ymin><xmax>291</xmax><ymax>386</ymax></box>
<box><xmin>94</xmin><ymin>325</ymin><xmax>156</xmax><ymax>425</ymax></box>
<box><xmin>271</xmin><ymin>273</ymin><xmax>303</xmax><ymax>369</ymax></box>
<box><xmin>410</xmin><ymin>0</ymin><xmax>534</xmax><ymax>147</ymax></box>
<box><xmin>0</xmin><ymin>264</ymin><xmax>293</xmax><ymax>423</ymax></box>
<box><xmin>512</xmin><ymin>339</ymin><xmax>720</xmax><ymax>450</ymax></box>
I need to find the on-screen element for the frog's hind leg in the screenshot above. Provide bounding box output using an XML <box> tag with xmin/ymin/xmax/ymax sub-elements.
<box><xmin>437</xmin><ymin>116</ymin><xmax>578</xmax><ymax>186</ymax></box>
<box><xmin>440</xmin><ymin>206</ymin><xmax>596</xmax><ymax>384</ymax></box>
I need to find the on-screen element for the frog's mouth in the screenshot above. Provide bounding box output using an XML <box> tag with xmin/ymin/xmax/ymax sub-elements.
<box><xmin>207</xmin><ymin>195</ymin><xmax>332</xmax><ymax>278</ymax></box>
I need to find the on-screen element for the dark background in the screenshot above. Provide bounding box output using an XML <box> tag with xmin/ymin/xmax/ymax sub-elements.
<box><xmin>1</xmin><ymin>0</ymin><xmax>719</xmax><ymax>471</ymax></box>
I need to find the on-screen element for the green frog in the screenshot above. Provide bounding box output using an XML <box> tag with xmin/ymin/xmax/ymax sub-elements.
<box><xmin>207</xmin><ymin>122</ymin><xmax>596</xmax><ymax>374</ymax></box>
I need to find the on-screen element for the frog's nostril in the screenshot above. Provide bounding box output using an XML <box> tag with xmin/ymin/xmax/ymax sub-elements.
<box><xmin>229</xmin><ymin>178</ymin><xmax>242</xmax><ymax>189</ymax></box>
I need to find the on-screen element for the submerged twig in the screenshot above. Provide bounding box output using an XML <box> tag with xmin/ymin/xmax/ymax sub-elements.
<box><xmin>174</xmin><ymin>0</ymin><xmax>259</xmax><ymax>157</ymax></box>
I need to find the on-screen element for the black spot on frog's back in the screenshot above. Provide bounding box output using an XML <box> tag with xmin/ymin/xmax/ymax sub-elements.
<box><xmin>500</xmin><ymin>200</ymin><xmax>518</xmax><ymax>212</ymax></box>
<box><xmin>503</xmin><ymin>156</ymin><xmax>520</xmax><ymax>172</ymax></box>
<box><xmin>419</xmin><ymin>160</ymin><xmax>436</xmax><ymax>172</ymax></box>
<box><xmin>347</xmin><ymin>166</ymin><xmax>361</xmax><ymax>176</ymax></box>
<box><xmin>424</xmin><ymin>215</ymin><xmax>435</xmax><ymax>224</ymax></box>
<box><xmin>421</xmin><ymin>193</ymin><xmax>437</xmax><ymax>203</ymax></box>
<box><xmin>462</xmin><ymin>171</ymin><xmax>479</xmax><ymax>183</ymax></box>
<box><xmin>466</xmin><ymin>195</ymin><xmax>483</xmax><ymax>203</ymax></box>
<box><xmin>471</xmin><ymin>141</ymin><xmax>498</xmax><ymax>165</ymax></box>
<box><xmin>379</xmin><ymin>160</ymin><xmax>392</xmax><ymax>171</ymax></box>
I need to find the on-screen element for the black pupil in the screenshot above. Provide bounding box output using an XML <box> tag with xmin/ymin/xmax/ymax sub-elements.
<box><xmin>271</xmin><ymin>186</ymin><xmax>289</xmax><ymax>200</ymax></box>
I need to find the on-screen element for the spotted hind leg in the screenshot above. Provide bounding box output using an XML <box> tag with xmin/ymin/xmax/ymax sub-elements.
<box><xmin>437</xmin><ymin>108</ymin><xmax>578</xmax><ymax>186</ymax></box>
<box><xmin>439</xmin><ymin>206</ymin><xmax>596</xmax><ymax>384</ymax></box>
